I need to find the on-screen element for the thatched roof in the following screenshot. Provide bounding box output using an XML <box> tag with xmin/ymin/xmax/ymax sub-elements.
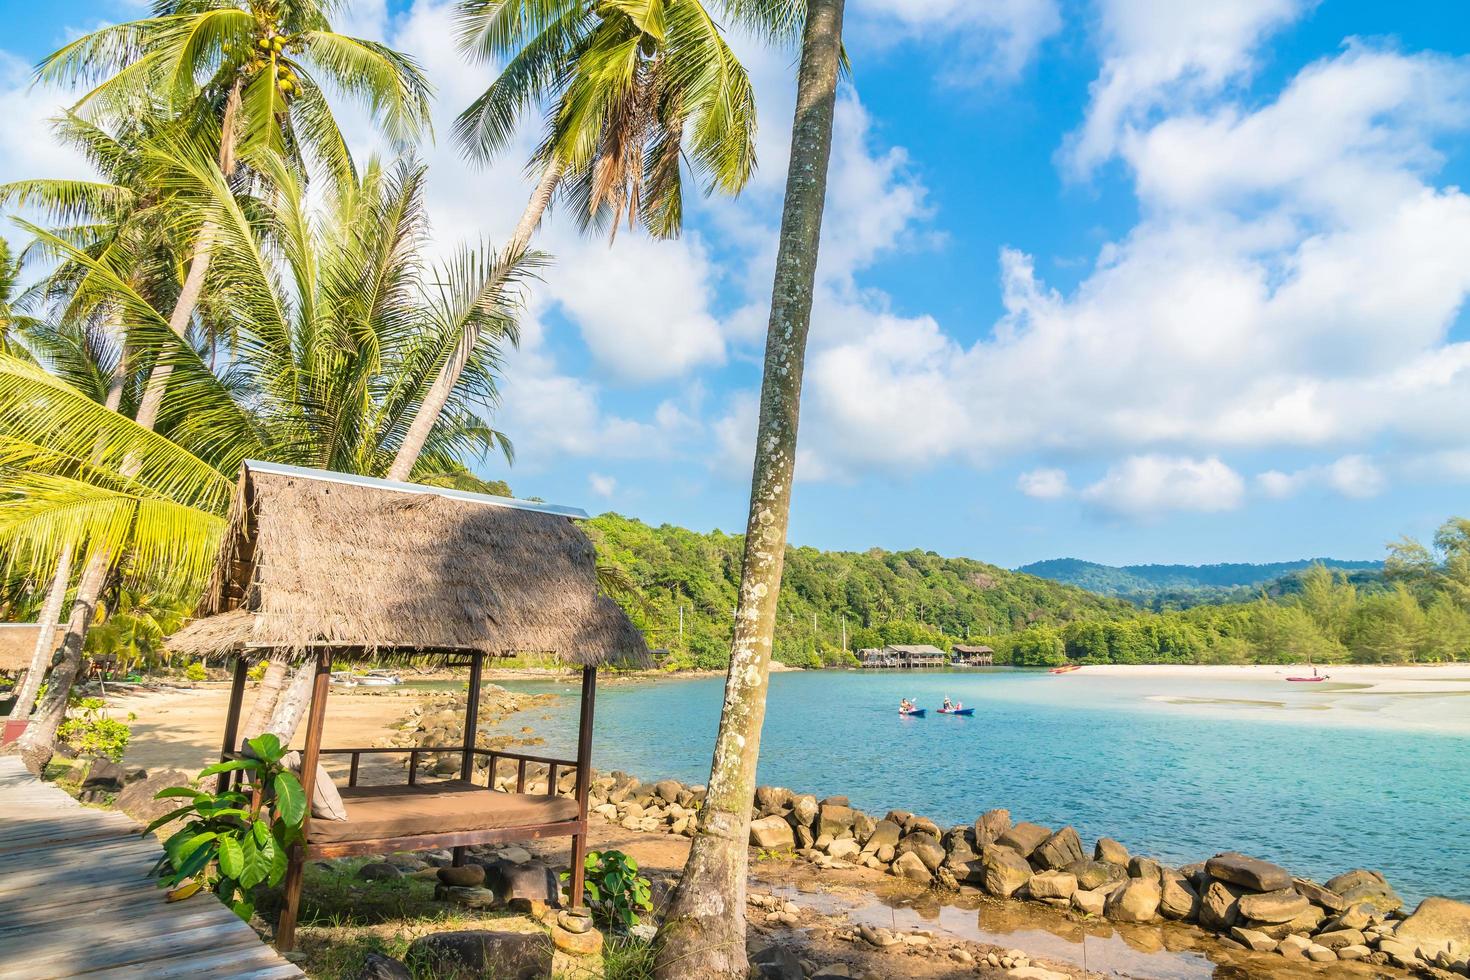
<box><xmin>168</xmin><ymin>461</ymin><xmax>648</xmax><ymax>667</ymax></box>
<box><xmin>0</xmin><ymin>623</ymin><xmax>48</xmax><ymax>673</ymax></box>
<box><xmin>952</xmin><ymin>644</ymin><xmax>994</xmax><ymax>654</ymax></box>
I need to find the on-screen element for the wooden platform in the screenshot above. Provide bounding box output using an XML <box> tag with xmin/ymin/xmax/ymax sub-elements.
<box><xmin>0</xmin><ymin>757</ymin><xmax>304</xmax><ymax>979</ymax></box>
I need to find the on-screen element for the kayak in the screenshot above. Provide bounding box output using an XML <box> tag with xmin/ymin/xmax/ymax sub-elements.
<box><xmin>1286</xmin><ymin>676</ymin><xmax>1328</xmax><ymax>682</ymax></box>
<box><xmin>1049</xmin><ymin>664</ymin><xmax>1080</xmax><ymax>675</ymax></box>
<box><xmin>899</xmin><ymin>708</ymin><xmax>926</xmax><ymax>717</ymax></box>
<box><xmin>937</xmin><ymin>707</ymin><xmax>974</xmax><ymax>716</ymax></box>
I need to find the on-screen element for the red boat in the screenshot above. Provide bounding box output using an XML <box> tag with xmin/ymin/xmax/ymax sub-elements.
<box><xmin>1049</xmin><ymin>664</ymin><xmax>1080</xmax><ymax>675</ymax></box>
<box><xmin>1286</xmin><ymin>675</ymin><xmax>1328</xmax><ymax>682</ymax></box>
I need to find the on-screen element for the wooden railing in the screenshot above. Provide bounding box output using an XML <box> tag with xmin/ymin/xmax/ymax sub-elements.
<box><xmin>311</xmin><ymin>745</ymin><xmax>581</xmax><ymax>797</ymax></box>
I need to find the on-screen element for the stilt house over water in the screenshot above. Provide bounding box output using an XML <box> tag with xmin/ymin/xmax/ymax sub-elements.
<box><xmin>857</xmin><ymin>643</ymin><xmax>946</xmax><ymax>668</ymax></box>
<box><xmin>167</xmin><ymin>460</ymin><xmax>648</xmax><ymax>950</ymax></box>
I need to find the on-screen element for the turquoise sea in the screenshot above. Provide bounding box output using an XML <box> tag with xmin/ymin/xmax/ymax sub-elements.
<box><xmin>475</xmin><ymin>668</ymin><xmax>1469</xmax><ymax>904</ymax></box>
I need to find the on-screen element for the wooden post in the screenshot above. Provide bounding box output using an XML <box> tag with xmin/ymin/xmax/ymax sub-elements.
<box><xmin>454</xmin><ymin>651</ymin><xmax>484</xmax><ymax>867</ymax></box>
<box><xmin>568</xmin><ymin>664</ymin><xmax>597</xmax><ymax>908</ymax></box>
<box><xmin>217</xmin><ymin>655</ymin><xmax>248</xmax><ymax>794</ymax></box>
<box><xmin>277</xmin><ymin>650</ymin><xmax>332</xmax><ymax>952</ymax></box>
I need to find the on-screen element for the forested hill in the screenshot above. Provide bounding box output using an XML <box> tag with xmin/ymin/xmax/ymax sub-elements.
<box><xmin>1018</xmin><ymin>557</ymin><xmax>1384</xmax><ymax>606</ymax></box>
<box><xmin>586</xmin><ymin>514</ymin><xmax>1132</xmax><ymax>669</ymax></box>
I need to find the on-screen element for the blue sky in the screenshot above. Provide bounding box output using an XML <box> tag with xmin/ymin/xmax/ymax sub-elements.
<box><xmin>6</xmin><ymin>1</ymin><xmax>1470</xmax><ymax>568</ymax></box>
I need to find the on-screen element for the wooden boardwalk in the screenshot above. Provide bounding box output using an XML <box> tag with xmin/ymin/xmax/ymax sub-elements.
<box><xmin>0</xmin><ymin>757</ymin><xmax>304</xmax><ymax>979</ymax></box>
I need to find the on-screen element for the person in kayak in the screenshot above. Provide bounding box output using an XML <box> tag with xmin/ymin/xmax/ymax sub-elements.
<box><xmin>900</xmin><ymin>698</ymin><xmax>915</xmax><ymax>713</ymax></box>
<box><xmin>942</xmin><ymin>696</ymin><xmax>955</xmax><ymax>711</ymax></box>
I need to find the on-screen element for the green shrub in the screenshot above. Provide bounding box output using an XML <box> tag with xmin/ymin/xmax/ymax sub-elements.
<box><xmin>146</xmin><ymin>732</ymin><xmax>307</xmax><ymax>921</ymax></box>
<box><xmin>184</xmin><ymin>662</ymin><xmax>208</xmax><ymax>682</ymax></box>
<box><xmin>58</xmin><ymin>697</ymin><xmax>130</xmax><ymax>761</ymax></box>
<box><xmin>247</xmin><ymin>662</ymin><xmax>268</xmax><ymax>681</ymax></box>
<box><xmin>562</xmin><ymin>849</ymin><xmax>652</xmax><ymax>934</ymax></box>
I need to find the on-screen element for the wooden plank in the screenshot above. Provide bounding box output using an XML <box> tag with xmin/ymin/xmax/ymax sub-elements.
<box><xmin>0</xmin><ymin>758</ymin><xmax>302</xmax><ymax>979</ymax></box>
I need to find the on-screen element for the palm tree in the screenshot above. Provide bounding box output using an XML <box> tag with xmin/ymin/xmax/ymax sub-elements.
<box><xmin>3</xmin><ymin>147</ymin><xmax>536</xmax><ymax>760</ymax></box>
<box><xmin>383</xmin><ymin>0</ymin><xmax>760</xmax><ymax>481</ymax></box>
<box><xmin>35</xmin><ymin>0</ymin><xmax>434</xmax><ymax>424</ymax></box>
<box><xmin>652</xmin><ymin>0</ymin><xmax>845</xmax><ymax>974</ymax></box>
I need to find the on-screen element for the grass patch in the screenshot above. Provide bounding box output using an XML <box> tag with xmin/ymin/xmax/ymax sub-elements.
<box><xmin>601</xmin><ymin>934</ymin><xmax>658</xmax><ymax>980</ymax></box>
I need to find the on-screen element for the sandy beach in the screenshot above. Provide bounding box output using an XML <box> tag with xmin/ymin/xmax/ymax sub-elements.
<box><xmin>109</xmin><ymin>683</ymin><xmax>435</xmax><ymax>774</ymax></box>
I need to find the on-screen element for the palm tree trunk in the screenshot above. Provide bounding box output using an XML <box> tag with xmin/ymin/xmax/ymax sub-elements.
<box><xmin>263</xmin><ymin>662</ymin><xmax>315</xmax><ymax>744</ymax></box>
<box><xmin>384</xmin><ymin>158</ymin><xmax>563</xmax><ymax>483</ymax></box>
<box><xmin>15</xmin><ymin>547</ymin><xmax>110</xmax><ymax>773</ymax></box>
<box><xmin>10</xmin><ymin>542</ymin><xmax>74</xmax><ymax>718</ymax></box>
<box><xmin>652</xmin><ymin>2</ymin><xmax>844</xmax><ymax>975</ymax></box>
<box><xmin>240</xmin><ymin>653</ymin><xmax>288</xmax><ymax>740</ymax></box>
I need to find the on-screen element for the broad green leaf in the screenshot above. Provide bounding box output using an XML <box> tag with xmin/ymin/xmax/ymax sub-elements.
<box><xmin>142</xmin><ymin>804</ymin><xmax>200</xmax><ymax>836</ymax></box>
<box><xmin>217</xmin><ymin>835</ymin><xmax>244</xmax><ymax>878</ymax></box>
<box><xmin>245</xmin><ymin>732</ymin><xmax>283</xmax><ymax>763</ymax></box>
<box><xmin>272</xmin><ymin>770</ymin><xmax>306</xmax><ymax>826</ymax></box>
<box><xmin>198</xmin><ymin>759</ymin><xmax>260</xmax><ymax>778</ymax></box>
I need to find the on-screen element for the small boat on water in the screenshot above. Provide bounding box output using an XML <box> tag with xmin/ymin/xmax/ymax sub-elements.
<box><xmin>1286</xmin><ymin>675</ymin><xmax>1328</xmax><ymax>682</ymax></box>
<box><xmin>937</xmin><ymin>707</ymin><xmax>974</xmax><ymax>716</ymax></box>
<box><xmin>330</xmin><ymin>671</ymin><xmax>358</xmax><ymax>688</ymax></box>
<box><xmin>899</xmin><ymin>708</ymin><xmax>927</xmax><ymax>717</ymax></box>
<box><xmin>1049</xmin><ymin>664</ymin><xmax>1081</xmax><ymax>675</ymax></box>
<box><xmin>355</xmin><ymin>670</ymin><xmax>403</xmax><ymax>687</ymax></box>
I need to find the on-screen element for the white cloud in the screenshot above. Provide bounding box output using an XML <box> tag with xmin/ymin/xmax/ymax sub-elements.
<box><xmin>1258</xmin><ymin>454</ymin><xmax>1387</xmax><ymax>500</ymax></box>
<box><xmin>1017</xmin><ymin>467</ymin><xmax>1069</xmax><ymax>499</ymax></box>
<box><xmin>1063</xmin><ymin>0</ymin><xmax>1312</xmax><ymax>177</ymax></box>
<box><xmin>1081</xmin><ymin>455</ymin><xmax>1245</xmax><ymax>519</ymax></box>
<box><xmin>588</xmin><ymin>473</ymin><xmax>617</xmax><ymax>498</ymax></box>
<box><xmin>851</xmin><ymin>0</ymin><xmax>1061</xmax><ymax>81</ymax></box>
<box><xmin>787</xmin><ymin>41</ymin><xmax>1470</xmax><ymax>501</ymax></box>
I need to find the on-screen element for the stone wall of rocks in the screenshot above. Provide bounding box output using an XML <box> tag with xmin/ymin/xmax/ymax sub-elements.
<box><xmin>573</xmin><ymin>771</ymin><xmax>1470</xmax><ymax>977</ymax></box>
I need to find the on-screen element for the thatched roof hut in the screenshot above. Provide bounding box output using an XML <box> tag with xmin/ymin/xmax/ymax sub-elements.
<box><xmin>168</xmin><ymin>461</ymin><xmax>648</xmax><ymax>667</ymax></box>
<box><xmin>0</xmin><ymin>623</ymin><xmax>47</xmax><ymax>673</ymax></box>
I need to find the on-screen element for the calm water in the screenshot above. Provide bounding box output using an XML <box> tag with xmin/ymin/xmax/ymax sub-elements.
<box><xmin>470</xmin><ymin>669</ymin><xmax>1468</xmax><ymax>904</ymax></box>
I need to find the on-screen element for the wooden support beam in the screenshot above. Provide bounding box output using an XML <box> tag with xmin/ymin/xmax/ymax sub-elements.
<box><xmin>277</xmin><ymin>651</ymin><xmax>331</xmax><ymax>953</ymax></box>
<box><xmin>217</xmin><ymin>656</ymin><xmax>248</xmax><ymax>795</ymax></box>
<box><xmin>568</xmin><ymin>664</ymin><xmax>596</xmax><ymax>908</ymax></box>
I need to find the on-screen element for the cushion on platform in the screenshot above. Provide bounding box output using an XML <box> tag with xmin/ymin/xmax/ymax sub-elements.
<box><xmin>307</xmin><ymin>780</ymin><xmax>579</xmax><ymax>845</ymax></box>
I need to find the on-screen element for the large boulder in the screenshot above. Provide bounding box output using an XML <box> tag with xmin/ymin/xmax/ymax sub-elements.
<box><xmin>1395</xmin><ymin>897</ymin><xmax>1470</xmax><ymax>949</ymax></box>
<box><xmin>1094</xmin><ymin>837</ymin><xmax>1130</xmax><ymax>865</ymax></box>
<box><xmin>1072</xmin><ymin>887</ymin><xmax>1109</xmax><ymax>916</ymax></box>
<box><xmin>1128</xmin><ymin>856</ymin><xmax>1161</xmax><ymax>880</ymax></box>
<box><xmin>1205</xmin><ymin>853</ymin><xmax>1292</xmax><ymax>892</ymax></box>
<box><xmin>861</xmin><ymin>820</ymin><xmax>902</xmax><ymax>854</ymax></box>
<box><xmin>1237</xmin><ymin>888</ymin><xmax>1311</xmax><ymax>924</ymax></box>
<box><xmin>487</xmin><ymin>861</ymin><xmax>559</xmax><ymax>908</ymax></box>
<box><xmin>905</xmin><ymin>815</ymin><xmax>942</xmax><ymax>838</ymax></box>
<box><xmin>895</xmin><ymin>832</ymin><xmax>945</xmax><ymax>873</ymax></box>
<box><xmin>654</xmin><ymin>779</ymin><xmax>685</xmax><ymax>804</ymax></box>
<box><xmin>750</xmin><ymin>945</ymin><xmax>804</xmax><ymax>980</ymax></box>
<box><xmin>754</xmin><ymin>785</ymin><xmax>792</xmax><ymax>813</ymax></box>
<box><xmin>891</xmin><ymin>850</ymin><xmax>933</xmax><ymax>884</ymax></box>
<box><xmin>1028</xmin><ymin>871</ymin><xmax>1078</xmax><ymax>901</ymax></box>
<box><xmin>1065</xmin><ymin>859</ymin><xmax>1127</xmax><ymax>891</ymax></box>
<box><xmin>406</xmin><ymin>929</ymin><xmax>553</xmax><ymax>979</ymax></box>
<box><xmin>852</xmin><ymin>811</ymin><xmax>876</xmax><ymax>844</ymax></box>
<box><xmin>354</xmin><ymin>952</ymin><xmax>412</xmax><ymax>980</ymax></box>
<box><xmin>817</xmin><ymin>804</ymin><xmax>855</xmax><ymax>839</ymax></box>
<box><xmin>789</xmin><ymin>795</ymin><xmax>819</xmax><ymax>829</ymax></box>
<box><xmin>826</xmin><ymin>838</ymin><xmax>862</xmax><ymax>861</ymax></box>
<box><xmin>750</xmin><ymin>816</ymin><xmax>797</xmax><ymax>851</ymax></box>
<box><xmin>974</xmin><ymin>808</ymin><xmax>1011</xmax><ymax>847</ymax></box>
<box><xmin>1324</xmin><ymin>869</ymin><xmax>1403</xmax><ymax>914</ymax></box>
<box><xmin>1199</xmin><ymin>880</ymin><xmax>1244</xmax><ymax>932</ymax></box>
<box><xmin>1292</xmin><ymin>878</ymin><xmax>1348</xmax><ymax>913</ymax></box>
<box><xmin>114</xmin><ymin>768</ymin><xmax>194</xmax><ymax>826</ymax></box>
<box><xmin>1105</xmin><ymin>877</ymin><xmax>1161</xmax><ymax>923</ymax></box>
<box><xmin>981</xmin><ymin>846</ymin><xmax>1033</xmax><ymax>898</ymax></box>
<box><xmin>1032</xmin><ymin>827</ymin><xmax>1084</xmax><ymax>871</ymax></box>
<box><xmin>1159</xmin><ymin>870</ymin><xmax>1199</xmax><ymax>921</ymax></box>
<box><xmin>996</xmin><ymin>822</ymin><xmax>1051</xmax><ymax>858</ymax></box>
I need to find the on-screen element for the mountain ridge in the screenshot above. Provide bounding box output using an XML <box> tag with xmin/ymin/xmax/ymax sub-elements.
<box><xmin>1017</xmin><ymin>556</ymin><xmax>1385</xmax><ymax>600</ymax></box>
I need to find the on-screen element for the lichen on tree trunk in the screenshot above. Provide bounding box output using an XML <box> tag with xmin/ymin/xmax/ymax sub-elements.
<box><xmin>651</xmin><ymin>2</ymin><xmax>845</xmax><ymax>975</ymax></box>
